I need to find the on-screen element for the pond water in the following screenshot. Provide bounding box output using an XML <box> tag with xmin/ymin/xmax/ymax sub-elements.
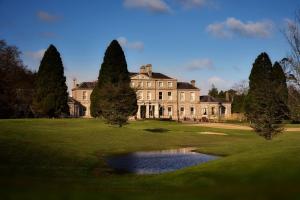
<box><xmin>106</xmin><ymin>148</ymin><xmax>218</xmax><ymax>174</ymax></box>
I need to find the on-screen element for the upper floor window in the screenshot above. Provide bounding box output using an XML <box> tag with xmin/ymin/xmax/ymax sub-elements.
<box><xmin>159</xmin><ymin>92</ymin><xmax>163</xmax><ymax>100</ymax></box>
<box><xmin>147</xmin><ymin>91</ymin><xmax>151</xmax><ymax>100</ymax></box>
<box><xmin>158</xmin><ymin>82</ymin><xmax>163</xmax><ymax>87</ymax></box>
<box><xmin>168</xmin><ymin>82</ymin><xmax>172</xmax><ymax>88</ymax></box>
<box><xmin>137</xmin><ymin>82</ymin><xmax>143</xmax><ymax>88</ymax></box>
<box><xmin>147</xmin><ymin>82</ymin><xmax>151</xmax><ymax>88</ymax></box>
<box><xmin>190</xmin><ymin>92</ymin><xmax>195</xmax><ymax>102</ymax></box>
<box><xmin>82</xmin><ymin>91</ymin><xmax>87</xmax><ymax>100</ymax></box>
<box><xmin>168</xmin><ymin>92</ymin><xmax>172</xmax><ymax>100</ymax></box>
<box><xmin>137</xmin><ymin>91</ymin><xmax>143</xmax><ymax>100</ymax></box>
<box><xmin>180</xmin><ymin>92</ymin><xmax>185</xmax><ymax>101</ymax></box>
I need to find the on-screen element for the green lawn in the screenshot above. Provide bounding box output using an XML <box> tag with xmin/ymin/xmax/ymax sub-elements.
<box><xmin>0</xmin><ymin>119</ymin><xmax>300</xmax><ymax>200</ymax></box>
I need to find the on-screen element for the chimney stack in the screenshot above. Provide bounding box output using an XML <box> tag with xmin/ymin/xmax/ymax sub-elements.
<box><xmin>191</xmin><ymin>80</ymin><xmax>196</xmax><ymax>87</ymax></box>
<box><xmin>73</xmin><ymin>78</ymin><xmax>77</xmax><ymax>88</ymax></box>
<box><xmin>146</xmin><ymin>64</ymin><xmax>152</xmax><ymax>77</ymax></box>
<box><xmin>140</xmin><ymin>65</ymin><xmax>146</xmax><ymax>74</ymax></box>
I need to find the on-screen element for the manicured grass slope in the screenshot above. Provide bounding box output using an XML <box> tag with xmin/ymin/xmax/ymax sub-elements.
<box><xmin>0</xmin><ymin>119</ymin><xmax>299</xmax><ymax>199</ymax></box>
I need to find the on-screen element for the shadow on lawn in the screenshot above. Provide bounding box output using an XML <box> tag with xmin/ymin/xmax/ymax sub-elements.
<box><xmin>143</xmin><ymin>128</ymin><xmax>170</xmax><ymax>133</ymax></box>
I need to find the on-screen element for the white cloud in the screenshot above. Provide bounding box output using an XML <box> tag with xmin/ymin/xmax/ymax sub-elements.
<box><xmin>123</xmin><ymin>0</ymin><xmax>170</xmax><ymax>13</ymax></box>
<box><xmin>207</xmin><ymin>17</ymin><xmax>273</xmax><ymax>38</ymax></box>
<box><xmin>37</xmin><ymin>11</ymin><xmax>61</xmax><ymax>22</ymax></box>
<box><xmin>186</xmin><ymin>58</ymin><xmax>214</xmax><ymax>70</ymax></box>
<box><xmin>117</xmin><ymin>37</ymin><xmax>144</xmax><ymax>51</ymax></box>
<box><xmin>178</xmin><ymin>0</ymin><xmax>212</xmax><ymax>9</ymax></box>
<box><xmin>24</xmin><ymin>49</ymin><xmax>46</xmax><ymax>60</ymax></box>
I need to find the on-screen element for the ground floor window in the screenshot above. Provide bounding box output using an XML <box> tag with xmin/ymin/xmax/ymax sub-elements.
<box><xmin>180</xmin><ymin>107</ymin><xmax>184</xmax><ymax>115</ymax></box>
<box><xmin>211</xmin><ymin>107</ymin><xmax>215</xmax><ymax>115</ymax></box>
<box><xmin>202</xmin><ymin>108</ymin><xmax>207</xmax><ymax>115</ymax></box>
<box><xmin>168</xmin><ymin>106</ymin><xmax>172</xmax><ymax>116</ymax></box>
<box><xmin>159</xmin><ymin>106</ymin><xmax>164</xmax><ymax>117</ymax></box>
<box><xmin>190</xmin><ymin>107</ymin><xmax>195</xmax><ymax>116</ymax></box>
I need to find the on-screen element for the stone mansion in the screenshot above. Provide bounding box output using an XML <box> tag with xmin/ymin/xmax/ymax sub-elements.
<box><xmin>69</xmin><ymin>65</ymin><xmax>232</xmax><ymax>121</ymax></box>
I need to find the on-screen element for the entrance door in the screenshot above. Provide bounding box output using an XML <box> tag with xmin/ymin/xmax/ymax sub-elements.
<box><xmin>140</xmin><ymin>105</ymin><xmax>146</xmax><ymax>119</ymax></box>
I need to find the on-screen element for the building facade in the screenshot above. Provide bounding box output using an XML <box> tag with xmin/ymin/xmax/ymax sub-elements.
<box><xmin>70</xmin><ymin>64</ymin><xmax>231</xmax><ymax>121</ymax></box>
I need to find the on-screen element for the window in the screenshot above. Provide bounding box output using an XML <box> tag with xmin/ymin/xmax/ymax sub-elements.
<box><xmin>147</xmin><ymin>82</ymin><xmax>151</xmax><ymax>88</ymax></box>
<box><xmin>168</xmin><ymin>92</ymin><xmax>172</xmax><ymax>100</ymax></box>
<box><xmin>212</xmin><ymin>107</ymin><xmax>215</xmax><ymax>115</ymax></box>
<box><xmin>131</xmin><ymin>82</ymin><xmax>135</xmax><ymax>87</ymax></box>
<box><xmin>137</xmin><ymin>82</ymin><xmax>143</xmax><ymax>88</ymax></box>
<box><xmin>180</xmin><ymin>92</ymin><xmax>185</xmax><ymax>101</ymax></box>
<box><xmin>82</xmin><ymin>91</ymin><xmax>87</xmax><ymax>100</ymax></box>
<box><xmin>159</xmin><ymin>81</ymin><xmax>163</xmax><ymax>87</ymax></box>
<box><xmin>202</xmin><ymin>108</ymin><xmax>207</xmax><ymax>115</ymax></box>
<box><xmin>190</xmin><ymin>92</ymin><xmax>195</xmax><ymax>101</ymax></box>
<box><xmin>180</xmin><ymin>107</ymin><xmax>185</xmax><ymax>115</ymax></box>
<box><xmin>168</xmin><ymin>81</ymin><xmax>172</xmax><ymax>88</ymax></box>
<box><xmin>137</xmin><ymin>91</ymin><xmax>143</xmax><ymax>100</ymax></box>
<box><xmin>159</xmin><ymin>106</ymin><xmax>164</xmax><ymax>116</ymax></box>
<box><xmin>147</xmin><ymin>91</ymin><xmax>151</xmax><ymax>100</ymax></box>
<box><xmin>168</xmin><ymin>106</ymin><xmax>172</xmax><ymax>116</ymax></box>
<box><xmin>159</xmin><ymin>92</ymin><xmax>163</xmax><ymax>100</ymax></box>
<box><xmin>190</xmin><ymin>107</ymin><xmax>195</xmax><ymax>116</ymax></box>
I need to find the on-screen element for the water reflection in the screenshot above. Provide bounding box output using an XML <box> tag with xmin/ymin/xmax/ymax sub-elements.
<box><xmin>106</xmin><ymin>148</ymin><xmax>218</xmax><ymax>174</ymax></box>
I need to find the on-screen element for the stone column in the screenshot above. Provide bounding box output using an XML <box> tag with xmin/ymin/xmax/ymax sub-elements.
<box><xmin>137</xmin><ymin>105</ymin><xmax>141</xmax><ymax>119</ymax></box>
<box><xmin>146</xmin><ymin>104</ymin><xmax>150</xmax><ymax>119</ymax></box>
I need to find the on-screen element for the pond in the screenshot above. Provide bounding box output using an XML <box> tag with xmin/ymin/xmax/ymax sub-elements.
<box><xmin>106</xmin><ymin>148</ymin><xmax>218</xmax><ymax>174</ymax></box>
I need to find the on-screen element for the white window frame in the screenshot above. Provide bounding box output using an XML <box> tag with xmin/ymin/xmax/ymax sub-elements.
<box><xmin>168</xmin><ymin>81</ymin><xmax>173</xmax><ymax>88</ymax></box>
<box><xmin>147</xmin><ymin>91</ymin><xmax>151</xmax><ymax>100</ymax></box>
<box><xmin>190</xmin><ymin>92</ymin><xmax>195</xmax><ymax>102</ymax></box>
<box><xmin>158</xmin><ymin>81</ymin><xmax>163</xmax><ymax>88</ymax></box>
<box><xmin>167</xmin><ymin>106</ymin><xmax>172</xmax><ymax>116</ymax></box>
<box><xmin>147</xmin><ymin>81</ymin><xmax>151</xmax><ymax>88</ymax></box>
<box><xmin>159</xmin><ymin>91</ymin><xmax>163</xmax><ymax>100</ymax></box>
<box><xmin>190</xmin><ymin>107</ymin><xmax>195</xmax><ymax>116</ymax></box>
<box><xmin>180</xmin><ymin>106</ymin><xmax>185</xmax><ymax>116</ymax></box>
<box><xmin>180</xmin><ymin>92</ymin><xmax>185</xmax><ymax>101</ymax></box>
<box><xmin>168</xmin><ymin>91</ymin><xmax>172</xmax><ymax>100</ymax></box>
<box><xmin>82</xmin><ymin>91</ymin><xmax>87</xmax><ymax>100</ymax></box>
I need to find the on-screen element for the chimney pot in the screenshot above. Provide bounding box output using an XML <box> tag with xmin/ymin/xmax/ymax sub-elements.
<box><xmin>191</xmin><ymin>80</ymin><xmax>196</xmax><ymax>87</ymax></box>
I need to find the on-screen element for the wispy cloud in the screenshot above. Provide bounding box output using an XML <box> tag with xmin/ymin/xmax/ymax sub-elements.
<box><xmin>206</xmin><ymin>17</ymin><xmax>273</xmax><ymax>38</ymax></box>
<box><xmin>123</xmin><ymin>0</ymin><xmax>171</xmax><ymax>13</ymax></box>
<box><xmin>39</xmin><ymin>32</ymin><xmax>58</xmax><ymax>38</ymax></box>
<box><xmin>178</xmin><ymin>0</ymin><xmax>215</xmax><ymax>9</ymax></box>
<box><xmin>24</xmin><ymin>49</ymin><xmax>45</xmax><ymax>60</ymax></box>
<box><xmin>185</xmin><ymin>58</ymin><xmax>215</xmax><ymax>71</ymax></box>
<box><xmin>117</xmin><ymin>37</ymin><xmax>144</xmax><ymax>51</ymax></box>
<box><xmin>37</xmin><ymin>11</ymin><xmax>61</xmax><ymax>22</ymax></box>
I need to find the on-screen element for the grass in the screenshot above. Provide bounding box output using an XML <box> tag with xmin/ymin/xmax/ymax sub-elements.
<box><xmin>0</xmin><ymin>119</ymin><xmax>300</xmax><ymax>199</ymax></box>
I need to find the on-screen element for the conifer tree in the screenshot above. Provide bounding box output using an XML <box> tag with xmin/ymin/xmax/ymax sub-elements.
<box><xmin>245</xmin><ymin>52</ymin><xmax>285</xmax><ymax>140</ymax></box>
<box><xmin>90</xmin><ymin>40</ymin><xmax>137</xmax><ymax>126</ymax></box>
<box><xmin>34</xmin><ymin>45</ymin><xmax>69</xmax><ymax>117</ymax></box>
<box><xmin>272</xmin><ymin>62</ymin><xmax>289</xmax><ymax>120</ymax></box>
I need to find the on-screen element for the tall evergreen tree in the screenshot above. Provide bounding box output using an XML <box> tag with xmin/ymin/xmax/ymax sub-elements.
<box><xmin>34</xmin><ymin>45</ymin><xmax>69</xmax><ymax>117</ymax></box>
<box><xmin>208</xmin><ymin>84</ymin><xmax>218</xmax><ymax>98</ymax></box>
<box><xmin>245</xmin><ymin>53</ymin><xmax>286</xmax><ymax>140</ymax></box>
<box><xmin>90</xmin><ymin>40</ymin><xmax>137</xmax><ymax>126</ymax></box>
<box><xmin>272</xmin><ymin>62</ymin><xmax>289</xmax><ymax>120</ymax></box>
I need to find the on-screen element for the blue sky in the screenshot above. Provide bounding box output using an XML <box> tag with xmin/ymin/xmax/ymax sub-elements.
<box><xmin>1</xmin><ymin>0</ymin><xmax>299</xmax><ymax>94</ymax></box>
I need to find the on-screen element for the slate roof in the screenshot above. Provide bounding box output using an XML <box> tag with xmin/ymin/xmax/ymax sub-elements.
<box><xmin>74</xmin><ymin>81</ymin><xmax>97</xmax><ymax>89</ymax></box>
<box><xmin>177</xmin><ymin>82</ymin><xmax>198</xmax><ymax>90</ymax></box>
<box><xmin>200</xmin><ymin>95</ymin><xmax>230</xmax><ymax>103</ymax></box>
<box><xmin>130</xmin><ymin>72</ymin><xmax>173</xmax><ymax>79</ymax></box>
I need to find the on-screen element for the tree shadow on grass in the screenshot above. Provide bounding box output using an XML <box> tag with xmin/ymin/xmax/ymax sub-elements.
<box><xmin>143</xmin><ymin>128</ymin><xmax>170</xmax><ymax>133</ymax></box>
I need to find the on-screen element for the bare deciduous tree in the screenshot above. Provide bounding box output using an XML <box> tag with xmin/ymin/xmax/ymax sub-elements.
<box><xmin>283</xmin><ymin>9</ymin><xmax>300</xmax><ymax>87</ymax></box>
